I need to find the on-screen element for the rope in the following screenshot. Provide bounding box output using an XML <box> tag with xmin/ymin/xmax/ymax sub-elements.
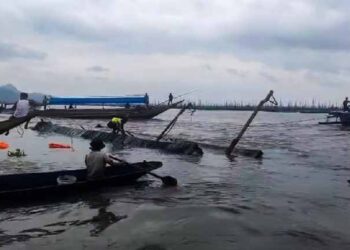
<box><xmin>16</xmin><ymin>125</ymin><xmax>24</xmax><ymax>137</ymax></box>
<box><xmin>251</xmin><ymin>117</ymin><xmax>324</xmax><ymax>127</ymax></box>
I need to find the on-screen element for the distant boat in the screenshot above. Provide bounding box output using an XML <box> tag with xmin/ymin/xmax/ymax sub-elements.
<box><xmin>329</xmin><ymin>111</ymin><xmax>350</xmax><ymax>126</ymax></box>
<box><xmin>319</xmin><ymin>111</ymin><xmax>350</xmax><ymax>125</ymax></box>
<box><xmin>23</xmin><ymin>95</ymin><xmax>183</xmax><ymax>120</ymax></box>
<box><xmin>35</xmin><ymin>101</ymin><xmax>183</xmax><ymax>120</ymax></box>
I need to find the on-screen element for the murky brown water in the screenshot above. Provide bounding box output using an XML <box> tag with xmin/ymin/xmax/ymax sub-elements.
<box><xmin>0</xmin><ymin>110</ymin><xmax>350</xmax><ymax>249</ymax></box>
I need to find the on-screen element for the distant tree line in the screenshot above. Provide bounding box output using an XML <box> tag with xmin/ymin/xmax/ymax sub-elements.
<box><xmin>174</xmin><ymin>99</ymin><xmax>341</xmax><ymax>113</ymax></box>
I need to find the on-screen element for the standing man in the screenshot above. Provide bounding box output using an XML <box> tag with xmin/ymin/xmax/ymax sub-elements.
<box><xmin>168</xmin><ymin>93</ymin><xmax>174</xmax><ymax>105</ymax></box>
<box><xmin>43</xmin><ymin>95</ymin><xmax>48</xmax><ymax>110</ymax></box>
<box><xmin>144</xmin><ymin>93</ymin><xmax>149</xmax><ymax>107</ymax></box>
<box><xmin>343</xmin><ymin>97</ymin><xmax>349</xmax><ymax>112</ymax></box>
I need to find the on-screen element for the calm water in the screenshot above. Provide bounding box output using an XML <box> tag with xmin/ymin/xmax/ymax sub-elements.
<box><xmin>0</xmin><ymin>110</ymin><xmax>350</xmax><ymax>250</ymax></box>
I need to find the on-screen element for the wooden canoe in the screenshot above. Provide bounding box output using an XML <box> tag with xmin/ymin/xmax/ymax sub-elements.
<box><xmin>0</xmin><ymin>115</ymin><xmax>34</xmax><ymax>135</ymax></box>
<box><xmin>0</xmin><ymin>161</ymin><xmax>162</xmax><ymax>200</ymax></box>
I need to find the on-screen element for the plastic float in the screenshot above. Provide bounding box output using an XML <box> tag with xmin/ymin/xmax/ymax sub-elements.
<box><xmin>0</xmin><ymin>141</ymin><xmax>9</xmax><ymax>150</ymax></box>
<box><xmin>49</xmin><ymin>143</ymin><xmax>72</xmax><ymax>149</ymax></box>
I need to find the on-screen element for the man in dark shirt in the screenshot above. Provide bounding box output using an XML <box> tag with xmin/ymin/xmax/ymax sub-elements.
<box><xmin>343</xmin><ymin>97</ymin><xmax>349</xmax><ymax>111</ymax></box>
<box><xmin>168</xmin><ymin>93</ymin><xmax>173</xmax><ymax>105</ymax></box>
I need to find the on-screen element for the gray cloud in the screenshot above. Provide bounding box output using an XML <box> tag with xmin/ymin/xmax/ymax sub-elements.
<box><xmin>202</xmin><ymin>64</ymin><xmax>212</xmax><ymax>71</ymax></box>
<box><xmin>259</xmin><ymin>72</ymin><xmax>278</xmax><ymax>83</ymax></box>
<box><xmin>87</xmin><ymin>66</ymin><xmax>109</xmax><ymax>72</ymax></box>
<box><xmin>226</xmin><ymin>68</ymin><xmax>246</xmax><ymax>78</ymax></box>
<box><xmin>0</xmin><ymin>42</ymin><xmax>46</xmax><ymax>60</ymax></box>
<box><xmin>0</xmin><ymin>1</ymin><xmax>350</xmax><ymax>102</ymax></box>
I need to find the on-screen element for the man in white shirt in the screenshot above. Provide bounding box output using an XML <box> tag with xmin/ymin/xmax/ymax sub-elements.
<box><xmin>4</xmin><ymin>92</ymin><xmax>32</xmax><ymax>135</ymax></box>
<box><xmin>13</xmin><ymin>92</ymin><xmax>30</xmax><ymax>118</ymax></box>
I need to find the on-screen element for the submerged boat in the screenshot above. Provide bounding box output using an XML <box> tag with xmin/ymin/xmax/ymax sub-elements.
<box><xmin>0</xmin><ymin>161</ymin><xmax>162</xmax><ymax>200</ymax></box>
<box><xmin>0</xmin><ymin>115</ymin><xmax>34</xmax><ymax>135</ymax></box>
<box><xmin>33</xmin><ymin>121</ymin><xmax>204</xmax><ymax>156</ymax></box>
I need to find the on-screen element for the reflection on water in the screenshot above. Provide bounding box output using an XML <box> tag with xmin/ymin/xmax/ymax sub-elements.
<box><xmin>0</xmin><ymin>194</ymin><xmax>128</xmax><ymax>247</ymax></box>
<box><xmin>1</xmin><ymin>111</ymin><xmax>350</xmax><ymax>249</ymax></box>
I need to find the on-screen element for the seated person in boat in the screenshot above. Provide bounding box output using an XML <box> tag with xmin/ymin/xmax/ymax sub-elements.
<box><xmin>85</xmin><ymin>138</ymin><xmax>124</xmax><ymax>180</ymax></box>
<box><xmin>13</xmin><ymin>92</ymin><xmax>31</xmax><ymax>118</ymax></box>
<box><xmin>107</xmin><ymin>116</ymin><xmax>128</xmax><ymax>135</ymax></box>
<box><xmin>5</xmin><ymin>92</ymin><xmax>33</xmax><ymax>135</ymax></box>
<box><xmin>343</xmin><ymin>97</ymin><xmax>349</xmax><ymax>112</ymax></box>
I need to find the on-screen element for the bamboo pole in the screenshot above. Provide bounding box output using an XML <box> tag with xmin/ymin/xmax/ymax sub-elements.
<box><xmin>226</xmin><ymin>90</ymin><xmax>274</xmax><ymax>155</ymax></box>
<box><xmin>156</xmin><ymin>103</ymin><xmax>191</xmax><ymax>142</ymax></box>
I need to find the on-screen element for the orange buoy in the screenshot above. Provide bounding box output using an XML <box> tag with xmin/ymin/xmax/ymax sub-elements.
<box><xmin>0</xmin><ymin>141</ymin><xmax>9</xmax><ymax>150</ymax></box>
<box><xmin>49</xmin><ymin>143</ymin><xmax>71</xmax><ymax>149</ymax></box>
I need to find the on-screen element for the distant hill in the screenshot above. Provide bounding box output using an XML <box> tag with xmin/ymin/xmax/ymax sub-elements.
<box><xmin>0</xmin><ymin>84</ymin><xmax>46</xmax><ymax>104</ymax></box>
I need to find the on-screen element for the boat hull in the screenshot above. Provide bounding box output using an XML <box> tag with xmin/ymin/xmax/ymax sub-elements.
<box><xmin>0</xmin><ymin>115</ymin><xmax>34</xmax><ymax>135</ymax></box>
<box><xmin>0</xmin><ymin>161</ymin><xmax>162</xmax><ymax>201</ymax></box>
<box><xmin>329</xmin><ymin>111</ymin><xmax>350</xmax><ymax>126</ymax></box>
<box><xmin>34</xmin><ymin>102</ymin><xmax>183</xmax><ymax>120</ymax></box>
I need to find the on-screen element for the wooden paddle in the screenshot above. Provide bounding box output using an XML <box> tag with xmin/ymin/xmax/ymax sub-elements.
<box><xmin>109</xmin><ymin>155</ymin><xmax>178</xmax><ymax>186</ymax></box>
<box><xmin>146</xmin><ymin>171</ymin><xmax>178</xmax><ymax>186</ymax></box>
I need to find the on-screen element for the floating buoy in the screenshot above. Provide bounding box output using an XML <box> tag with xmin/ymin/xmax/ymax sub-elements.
<box><xmin>0</xmin><ymin>141</ymin><xmax>9</xmax><ymax>150</ymax></box>
<box><xmin>49</xmin><ymin>143</ymin><xmax>71</xmax><ymax>149</ymax></box>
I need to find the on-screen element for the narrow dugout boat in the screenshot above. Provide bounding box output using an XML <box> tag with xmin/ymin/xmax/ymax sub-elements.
<box><xmin>0</xmin><ymin>115</ymin><xmax>34</xmax><ymax>135</ymax></box>
<box><xmin>0</xmin><ymin>161</ymin><xmax>161</xmax><ymax>200</ymax></box>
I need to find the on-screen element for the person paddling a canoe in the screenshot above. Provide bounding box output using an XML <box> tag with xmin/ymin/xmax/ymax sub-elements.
<box><xmin>85</xmin><ymin>138</ymin><xmax>125</xmax><ymax>180</ymax></box>
<box><xmin>5</xmin><ymin>92</ymin><xmax>33</xmax><ymax>135</ymax></box>
<box><xmin>107</xmin><ymin>116</ymin><xmax>128</xmax><ymax>135</ymax></box>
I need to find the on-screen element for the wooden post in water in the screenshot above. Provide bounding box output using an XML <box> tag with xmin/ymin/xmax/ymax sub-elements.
<box><xmin>156</xmin><ymin>103</ymin><xmax>191</xmax><ymax>142</ymax></box>
<box><xmin>226</xmin><ymin>90</ymin><xmax>275</xmax><ymax>156</ymax></box>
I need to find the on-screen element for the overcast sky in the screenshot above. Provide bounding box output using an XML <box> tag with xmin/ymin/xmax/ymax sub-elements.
<box><xmin>0</xmin><ymin>0</ymin><xmax>349</xmax><ymax>104</ymax></box>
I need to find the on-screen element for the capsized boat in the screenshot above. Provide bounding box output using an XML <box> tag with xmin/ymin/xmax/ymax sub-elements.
<box><xmin>33</xmin><ymin>121</ymin><xmax>204</xmax><ymax>156</ymax></box>
<box><xmin>0</xmin><ymin>161</ymin><xmax>162</xmax><ymax>200</ymax></box>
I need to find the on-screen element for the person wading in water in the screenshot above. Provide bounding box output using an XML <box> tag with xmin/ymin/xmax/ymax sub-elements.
<box><xmin>107</xmin><ymin>116</ymin><xmax>128</xmax><ymax>135</ymax></box>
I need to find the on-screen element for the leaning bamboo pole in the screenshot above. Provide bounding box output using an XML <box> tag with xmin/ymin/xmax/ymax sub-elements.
<box><xmin>226</xmin><ymin>90</ymin><xmax>275</xmax><ymax>156</ymax></box>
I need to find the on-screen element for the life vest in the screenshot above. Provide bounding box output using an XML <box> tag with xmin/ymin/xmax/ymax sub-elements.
<box><xmin>49</xmin><ymin>143</ymin><xmax>71</xmax><ymax>149</ymax></box>
<box><xmin>0</xmin><ymin>141</ymin><xmax>9</xmax><ymax>150</ymax></box>
<box><xmin>111</xmin><ymin>117</ymin><xmax>122</xmax><ymax>124</ymax></box>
